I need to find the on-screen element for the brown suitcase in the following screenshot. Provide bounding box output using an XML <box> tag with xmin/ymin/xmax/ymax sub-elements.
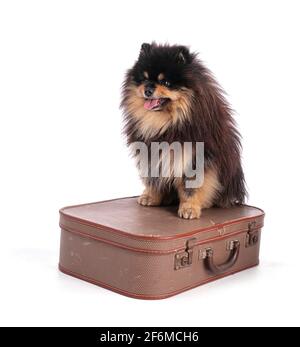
<box><xmin>59</xmin><ymin>197</ymin><xmax>265</xmax><ymax>300</ymax></box>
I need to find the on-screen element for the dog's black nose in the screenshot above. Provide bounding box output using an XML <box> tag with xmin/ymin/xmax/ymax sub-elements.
<box><xmin>144</xmin><ymin>83</ymin><xmax>155</xmax><ymax>97</ymax></box>
<box><xmin>145</xmin><ymin>88</ymin><xmax>154</xmax><ymax>97</ymax></box>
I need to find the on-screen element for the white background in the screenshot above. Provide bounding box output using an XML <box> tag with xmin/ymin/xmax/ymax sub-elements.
<box><xmin>1</xmin><ymin>0</ymin><xmax>299</xmax><ymax>327</ymax></box>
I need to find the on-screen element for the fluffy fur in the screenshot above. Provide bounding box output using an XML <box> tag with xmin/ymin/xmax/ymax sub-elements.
<box><xmin>121</xmin><ymin>42</ymin><xmax>247</xmax><ymax>219</ymax></box>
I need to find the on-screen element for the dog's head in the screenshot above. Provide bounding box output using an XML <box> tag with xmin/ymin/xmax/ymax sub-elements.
<box><xmin>122</xmin><ymin>43</ymin><xmax>196</xmax><ymax>136</ymax></box>
<box><xmin>131</xmin><ymin>43</ymin><xmax>194</xmax><ymax>111</ymax></box>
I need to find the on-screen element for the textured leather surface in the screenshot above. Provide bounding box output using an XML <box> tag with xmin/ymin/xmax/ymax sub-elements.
<box><xmin>60</xmin><ymin>197</ymin><xmax>264</xmax><ymax>237</ymax></box>
<box><xmin>59</xmin><ymin>197</ymin><xmax>265</xmax><ymax>299</ymax></box>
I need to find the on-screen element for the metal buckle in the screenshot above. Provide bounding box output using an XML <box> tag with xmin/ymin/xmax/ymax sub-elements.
<box><xmin>174</xmin><ymin>238</ymin><xmax>197</xmax><ymax>270</ymax></box>
<box><xmin>246</xmin><ymin>221</ymin><xmax>259</xmax><ymax>247</ymax></box>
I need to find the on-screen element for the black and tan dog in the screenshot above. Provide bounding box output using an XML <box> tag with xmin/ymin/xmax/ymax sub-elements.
<box><xmin>121</xmin><ymin>43</ymin><xmax>247</xmax><ymax>219</ymax></box>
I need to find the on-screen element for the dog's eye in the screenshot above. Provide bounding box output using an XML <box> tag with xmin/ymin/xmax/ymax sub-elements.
<box><xmin>160</xmin><ymin>80</ymin><xmax>171</xmax><ymax>87</ymax></box>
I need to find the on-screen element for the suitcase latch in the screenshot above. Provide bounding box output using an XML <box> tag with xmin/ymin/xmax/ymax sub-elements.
<box><xmin>174</xmin><ymin>238</ymin><xmax>197</xmax><ymax>270</ymax></box>
<box><xmin>246</xmin><ymin>221</ymin><xmax>259</xmax><ymax>248</ymax></box>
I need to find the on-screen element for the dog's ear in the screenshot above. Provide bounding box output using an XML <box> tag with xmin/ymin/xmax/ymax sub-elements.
<box><xmin>176</xmin><ymin>46</ymin><xmax>191</xmax><ymax>64</ymax></box>
<box><xmin>140</xmin><ymin>43</ymin><xmax>151</xmax><ymax>56</ymax></box>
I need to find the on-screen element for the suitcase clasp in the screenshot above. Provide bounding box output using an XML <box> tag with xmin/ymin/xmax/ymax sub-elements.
<box><xmin>246</xmin><ymin>221</ymin><xmax>259</xmax><ymax>247</ymax></box>
<box><xmin>174</xmin><ymin>238</ymin><xmax>197</xmax><ymax>270</ymax></box>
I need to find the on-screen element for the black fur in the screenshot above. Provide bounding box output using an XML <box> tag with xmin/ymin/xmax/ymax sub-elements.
<box><xmin>121</xmin><ymin>43</ymin><xmax>247</xmax><ymax>207</ymax></box>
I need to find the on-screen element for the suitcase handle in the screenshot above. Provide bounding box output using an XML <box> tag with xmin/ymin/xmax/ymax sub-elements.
<box><xmin>203</xmin><ymin>240</ymin><xmax>240</xmax><ymax>275</ymax></box>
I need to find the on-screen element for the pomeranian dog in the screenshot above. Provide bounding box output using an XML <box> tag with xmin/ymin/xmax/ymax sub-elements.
<box><xmin>121</xmin><ymin>43</ymin><xmax>247</xmax><ymax>219</ymax></box>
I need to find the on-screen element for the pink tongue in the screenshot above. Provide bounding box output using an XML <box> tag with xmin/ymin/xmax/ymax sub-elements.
<box><xmin>144</xmin><ymin>99</ymin><xmax>160</xmax><ymax>110</ymax></box>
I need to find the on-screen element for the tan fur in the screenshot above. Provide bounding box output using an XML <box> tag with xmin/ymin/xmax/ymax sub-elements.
<box><xmin>177</xmin><ymin>169</ymin><xmax>221</xmax><ymax>219</ymax></box>
<box><xmin>124</xmin><ymin>84</ymin><xmax>194</xmax><ymax>138</ymax></box>
<box><xmin>157</xmin><ymin>73</ymin><xmax>165</xmax><ymax>81</ymax></box>
<box><xmin>138</xmin><ymin>186</ymin><xmax>164</xmax><ymax>206</ymax></box>
<box><xmin>143</xmin><ymin>71</ymin><xmax>149</xmax><ymax>79</ymax></box>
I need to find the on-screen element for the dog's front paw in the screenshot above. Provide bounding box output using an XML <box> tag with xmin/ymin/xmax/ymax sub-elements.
<box><xmin>178</xmin><ymin>203</ymin><xmax>201</xmax><ymax>219</ymax></box>
<box><xmin>138</xmin><ymin>194</ymin><xmax>161</xmax><ymax>206</ymax></box>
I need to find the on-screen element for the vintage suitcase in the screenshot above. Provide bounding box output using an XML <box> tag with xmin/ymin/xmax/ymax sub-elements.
<box><xmin>59</xmin><ymin>197</ymin><xmax>265</xmax><ymax>299</ymax></box>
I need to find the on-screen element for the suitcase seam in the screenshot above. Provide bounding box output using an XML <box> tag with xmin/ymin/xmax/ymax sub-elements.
<box><xmin>60</xmin><ymin>212</ymin><xmax>264</xmax><ymax>241</ymax></box>
<box><xmin>58</xmin><ymin>262</ymin><xmax>260</xmax><ymax>300</ymax></box>
<box><xmin>60</xmin><ymin>224</ymin><xmax>262</xmax><ymax>254</ymax></box>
